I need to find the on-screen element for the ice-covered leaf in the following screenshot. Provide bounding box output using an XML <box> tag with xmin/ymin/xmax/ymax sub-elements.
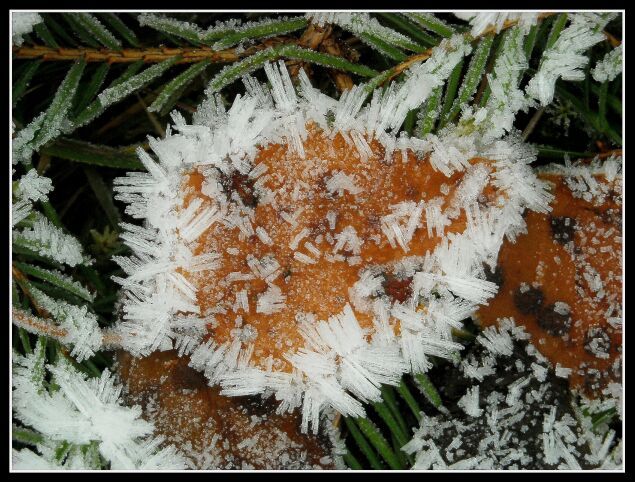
<box><xmin>138</xmin><ymin>12</ymin><xmax>206</xmax><ymax>44</ymax></box>
<box><xmin>149</xmin><ymin>60</ymin><xmax>211</xmax><ymax>114</ymax></box>
<box><xmin>443</xmin><ymin>35</ymin><xmax>494</xmax><ymax>125</ymax></box>
<box><xmin>42</xmin><ymin>138</ymin><xmax>144</xmax><ymax>170</ymax></box>
<box><xmin>99</xmin><ymin>13</ymin><xmax>140</xmax><ymax>47</ymax></box>
<box><xmin>13</xmin><ymin>262</ymin><xmax>94</xmax><ymax>302</ymax></box>
<box><xmin>73</xmin><ymin>63</ymin><xmax>111</xmax><ymax>116</ymax></box>
<box><xmin>454</xmin><ymin>12</ymin><xmax>540</xmax><ymax>37</ymax></box>
<box><xmin>97</xmin><ymin>56</ymin><xmax>180</xmax><ymax>108</ymax></box>
<box><xmin>35</xmin><ymin>60</ymin><xmax>85</xmax><ymax>144</ymax></box>
<box><xmin>473</xmin><ymin>26</ymin><xmax>530</xmax><ymax>141</ymax></box>
<box><xmin>206</xmin><ymin>44</ymin><xmax>378</xmax><ymax>95</ymax></box>
<box><xmin>405</xmin><ymin>12</ymin><xmax>455</xmax><ymax>38</ymax></box>
<box><xmin>12</xmin><ymin>60</ymin><xmax>41</xmax><ymax>108</ymax></box>
<box><xmin>13</xmin><ymin>216</ymin><xmax>90</xmax><ymax>267</ymax></box>
<box><xmin>72</xmin><ymin>13</ymin><xmax>121</xmax><ymax>50</ymax></box>
<box><xmin>212</xmin><ymin>16</ymin><xmax>307</xmax><ymax>50</ymax></box>
<box><xmin>308</xmin><ymin>12</ymin><xmax>424</xmax><ymax>60</ymax></box>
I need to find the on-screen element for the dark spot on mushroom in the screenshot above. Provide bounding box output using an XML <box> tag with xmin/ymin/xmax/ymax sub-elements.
<box><xmin>483</xmin><ymin>263</ymin><xmax>504</xmax><ymax>287</ymax></box>
<box><xmin>405</xmin><ymin>185</ymin><xmax>420</xmax><ymax>200</ymax></box>
<box><xmin>582</xmin><ymin>368</ymin><xmax>602</xmax><ymax>393</ymax></box>
<box><xmin>171</xmin><ymin>363</ymin><xmax>208</xmax><ymax>391</ymax></box>
<box><xmin>537</xmin><ymin>303</ymin><xmax>572</xmax><ymax>337</ymax></box>
<box><xmin>598</xmin><ymin>208</ymin><xmax>621</xmax><ymax>228</ymax></box>
<box><xmin>234</xmin><ymin>394</ymin><xmax>278</xmax><ymax>418</ymax></box>
<box><xmin>382</xmin><ymin>274</ymin><xmax>413</xmax><ymax>303</ymax></box>
<box><xmin>513</xmin><ymin>285</ymin><xmax>544</xmax><ymax>315</ymax></box>
<box><xmin>220</xmin><ymin>170</ymin><xmax>259</xmax><ymax>208</ymax></box>
<box><xmin>550</xmin><ymin>216</ymin><xmax>576</xmax><ymax>245</ymax></box>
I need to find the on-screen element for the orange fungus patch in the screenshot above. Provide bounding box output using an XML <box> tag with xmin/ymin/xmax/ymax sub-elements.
<box><xmin>476</xmin><ymin>169</ymin><xmax>622</xmax><ymax>397</ymax></box>
<box><xmin>179</xmin><ymin>124</ymin><xmax>503</xmax><ymax>372</ymax></box>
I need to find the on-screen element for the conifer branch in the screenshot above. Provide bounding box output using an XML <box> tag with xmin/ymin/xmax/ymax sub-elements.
<box><xmin>13</xmin><ymin>42</ymin><xmax>271</xmax><ymax>64</ymax></box>
<box><xmin>385</xmin><ymin>12</ymin><xmax>556</xmax><ymax>84</ymax></box>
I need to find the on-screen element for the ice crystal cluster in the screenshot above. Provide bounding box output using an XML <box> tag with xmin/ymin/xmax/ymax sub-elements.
<box><xmin>526</xmin><ymin>13</ymin><xmax>617</xmax><ymax>106</ymax></box>
<box><xmin>453</xmin><ymin>12</ymin><xmax>540</xmax><ymax>37</ymax></box>
<box><xmin>110</xmin><ymin>46</ymin><xmax>554</xmax><ymax>433</ymax></box>
<box><xmin>12</xmin><ymin>12</ymin><xmax>43</xmax><ymax>46</ymax></box>
<box><xmin>403</xmin><ymin>319</ymin><xmax>622</xmax><ymax>469</ymax></box>
<box><xmin>12</xmin><ymin>341</ymin><xmax>186</xmax><ymax>469</ymax></box>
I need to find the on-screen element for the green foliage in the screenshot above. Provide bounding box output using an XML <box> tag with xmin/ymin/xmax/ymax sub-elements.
<box><xmin>11</xmin><ymin>12</ymin><xmax>623</xmax><ymax>471</ymax></box>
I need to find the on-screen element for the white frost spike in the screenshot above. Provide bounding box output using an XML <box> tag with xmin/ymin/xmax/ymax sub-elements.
<box><xmin>325</xmin><ymin>171</ymin><xmax>362</xmax><ymax>196</ymax></box>
<box><xmin>333</xmin><ymin>225</ymin><xmax>363</xmax><ymax>255</ymax></box>
<box><xmin>179</xmin><ymin>202</ymin><xmax>220</xmax><ymax>243</ymax></box>
<box><xmin>290</xmin><ymin>305</ymin><xmax>408</xmax><ymax>427</ymax></box>
<box><xmin>17</xmin><ymin>169</ymin><xmax>53</xmax><ymax>203</ymax></box>
<box><xmin>437</xmin><ymin>274</ymin><xmax>498</xmax><ymax>305</ymax></box>
<box><xmin>264</xmin><ymin>61</ymin><xmax>306</xmax><ymax>156</ymax></box>
<box><xmin>12</xmin><ymin>200</ymin><xmax>32</xmax><ymax>227</ymax></box>
<box><xmin>457</xmin><ymin>385</ymin><xmax>483</xmax><ymax>417</ymax></box>
<box><xmin>380</xmin><ymin>202</ymin><xmax>424</xmax><ymax>253</ymax></box>
<box><xmin>365</xmin><ymin>34</ymin><xmax>471</xmax><ymax>135</ymax></box>
<box><xmin>220</xmin><ymin>367</ymin><xmax>269</xmax><ymax>397</ymax></box>
<box><xmin>425</xmin><ymin>198</ymin><xmax>450</xmax><ymax>238</ymax></box>
<box><xmin>289</xmin><ymin>227</ymin><xmax>310</xmax><ymax>250</ymax></box>
<box><xmin>331</xmin><ymin>84</ymin><xmax>368</xmax><ymax>138</ymax></box>
<box><xmin>255</xmin><ymin>226</ymin><xmax>273</xmax><ymax>245</ymax></box>
<box><xmin>477</xmin><ymin>325</ymin><xmax>514</xmax><ymax>357</ymax></box>
<box><xmin>256</xmin><ymin>284</ymin><xmax>286</xmax><ymax>314</ymax></box>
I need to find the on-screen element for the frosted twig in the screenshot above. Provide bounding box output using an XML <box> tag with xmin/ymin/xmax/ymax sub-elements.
<box><xmin>12</xmin><ymin>307</ymin><xmax>123</xmax><ymax>349</ymax></box>
<box><xmin>384</xmin><ymin>12</ymin><xmax>555</xmax><ymax>85</ymax></box>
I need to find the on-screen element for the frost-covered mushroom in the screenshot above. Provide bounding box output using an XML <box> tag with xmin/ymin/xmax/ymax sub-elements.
<box><xmin>110</xmin><ymin>58</ymin><xmax>553</xmax><ymax>434</ymax></box>
<box><xmin>116</xmin><ymin>350</ymin><xmax>344</xmax><ymax>469</ymax></box>
<box><xmin>476</xmin><ymin>157</ymin><xmax>623</xmax><ymax>398</ymax></box>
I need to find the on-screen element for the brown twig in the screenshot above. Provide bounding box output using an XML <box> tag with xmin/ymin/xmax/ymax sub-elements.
<box><xmin>595</xmin><ymin>148</ymin><xmax>622</xmax><ymax>159</ymax></box>
<box><xmin>320</xmin><ymin>36</ymin><xmax>356</xmax><ymax>92</ymax></box>
<box><xmin>522</xmin><ymin>107</ymin><xmax>546</xmax><ymax>141</ymax></box>
<box><xmin>136</xmin><ymin>92</ymin><xmax>165</xmax><ymax>138</ymax></box>
<box><xmin>13</xmin><ymin>307</ymin><xmax>69</xmax><ymax>340</ymax></box>
<box><xmin>12</xmin><ymin>265</ymin><xmax>123</xmax><ymax>349</ymax></box>
<box><xmin>604</xmin><ymin>31</ymin><xmax>622</xmax><ymax>48</ymax></box>
<box><xmin>13</xmin><ymin>45</ymin><xmax>242</xmax><ymax>64</ymax></box>
<box><xmin>13</xmin><ymin>35</ymin><xmax>303</xmax><ymax>65</ymax></box>
<box><xmin>286</xmin><ymin>23</ymin><xmax>332</xmax><ymax>80</ymax></box>
<box><xmin>94</xmin><ymin>91</ymin><xmax>158</xmax><ymax>137</ymax></box>
<box><xmin>12</xmin><ymin>306</ymin><xmax>124</xmax><ymax>349</ymax></box>
<box><xmin>285</xmin><ymin>22</ymin><xmax>357</xmax><ymax>94</ymax></box>
<box><xmin>12</xmin><ymin>265</ymin><xmax>50</xmax><ymax>318</ymax></box>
